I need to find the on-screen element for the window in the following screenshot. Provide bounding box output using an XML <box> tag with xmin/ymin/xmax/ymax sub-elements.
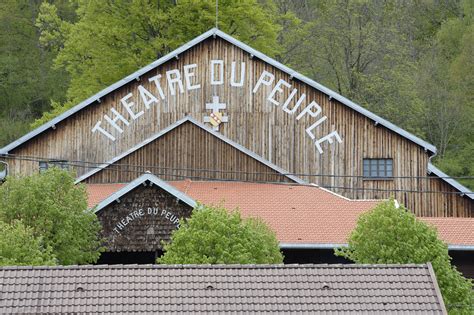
<box><xmin>39</xmin><ymin>160</ymin><xmax>69</xmax><ymax>173</ymax></box>
<box><xmin>363</xmin><ymin>159</ymin><xmax>393</xmax><ymax>179</ymax></box>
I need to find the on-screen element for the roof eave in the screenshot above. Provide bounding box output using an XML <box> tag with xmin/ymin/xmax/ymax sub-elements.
<box><xmin>94</xmin><ymin>173</ymin><xmax>197</xmax><ymax>212</ymax></box>
<box><xmin>0</xmin><ymin>28</ymin><xmax>219</xmax><ymax>155</ymax></box>
<box><xmin>215</xmin><ymin>29</ymin><xmax>437</xmax><ymax>154</ymax></box>
<box><xmin>279</xmin><ymin>242</ymin><xmax>474</xmax><ymax>251</ymax></box>
<box><xmin>0</xmin><ymin>28</ymin><xmax>437</xmax><ymax>155</ymax></box>
<box><xmin>427</xmin><ymin>163</ymin><xmax>474</xmax><ymax>200</ymax></box>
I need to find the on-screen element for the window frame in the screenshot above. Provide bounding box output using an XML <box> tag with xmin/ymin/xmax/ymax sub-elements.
<box><xmin>362</xmin><ymin>158</ymin><xmax>393</xmax><ymax>180</ymax></box>
<box><xmin>39</xmin><ymin>160</ymin><xmax>70</xmax><ymax>173</ymax></box>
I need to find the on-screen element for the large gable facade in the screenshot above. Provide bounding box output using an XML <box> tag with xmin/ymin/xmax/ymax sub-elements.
<box><xmin>0</xmin><ymin>28</ymin><xmax>472</xmax><ymax>217</ymax></box>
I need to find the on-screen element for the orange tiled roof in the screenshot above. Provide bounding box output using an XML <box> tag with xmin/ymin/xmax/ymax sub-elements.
<box><xmin>86</xmin><ymin>180</ymin><xmax>474</xmax><ymax>247</ymax></box>
<box><xmin>421</xmin><ymin>217</ymin><xmax>474</xmax><ymax>247</ymax></box>
<box><xmin>86</xmin><ymin>183</ymin><xmax>126</xmax><ymax>208</ymax></box>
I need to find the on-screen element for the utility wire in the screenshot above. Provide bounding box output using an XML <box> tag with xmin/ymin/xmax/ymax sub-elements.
<box><xmin>2</xmin><ymin>154</ymin><xmax>473</xmax><ymax>196</ymax></box>
<box><xmin>2</xmin><ymin>153</ymin><xmax>474</xmax><ymax>180</ymax></box>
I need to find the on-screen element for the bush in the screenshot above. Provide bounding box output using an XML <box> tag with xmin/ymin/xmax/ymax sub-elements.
<box><xmin>158</xmin><ymin>204</ymin><xmax>283</xmax><ymax>264</ymax></box>
<box><xmin>335</xmin><ymin>200</ymin><xmax>473</xmax><ymax>314</ymax></box>
<box><xmin>0</xmin><ymin>220</ymin><xmax>56</xmax><ymax>266</ymax></box>
<box><xmin>0</xmin><ymin>168</ymin><xmax>103</xmax><ymax>264</ymax></box>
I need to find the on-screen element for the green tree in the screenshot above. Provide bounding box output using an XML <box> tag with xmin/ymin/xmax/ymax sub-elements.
<box><xmin>416</xmin><ymin>0</ymin><xmax>474</xmax><ymax>189</ymax></box>
<box><xmin>0</xmin><ymin>220</ymin><xmax>56</xmax><ymax>266</ymax></box>
<box><xmin>284</xmin><ymin>1</ymin><xmax>425</xmax><ymax>133</ymax></box>
<box><xmin>158</xmin><ymin>204</ymin><xmax>283</xmax><ymax>264</ymax></box>
<box><xmin>0</xmin><ymin>0</ymin><xmax>72</xmax><ymax>146</ymax></box>
<box><xmin>33</xmin><ymin>0</ymin><xmax>280</xmax><ymax>127</ymax></box>
<box><xmin>335</xmin><ymin>200</ymin><xmax>473</xmax><ymax>314</ymax></box>
<box><xmin>0</xmin><ymin>168</ymin><xmax>103</xmax><ymax>265</ymax></box>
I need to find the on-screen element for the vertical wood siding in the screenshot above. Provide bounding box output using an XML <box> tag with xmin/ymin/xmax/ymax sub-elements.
<box><xmin>2</xmin><ymin>38</ymin><xmax>472</xmax><ymax>217</ymax></box>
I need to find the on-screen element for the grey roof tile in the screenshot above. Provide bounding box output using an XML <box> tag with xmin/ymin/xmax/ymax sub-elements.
<box><xmin>0</xmin><ymin>264</ymin><xmax>446</xmax><ymax>314</ymax></box>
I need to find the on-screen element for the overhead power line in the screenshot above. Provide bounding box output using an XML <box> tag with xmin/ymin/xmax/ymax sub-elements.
<box><xmin>2</xmin><ymin>153</ymin><xmax>474</xmax><ymax>180</ymax></box>
<box><xmin>1</xmin><ymin>154</ymin><xmax>473</xmax><ymax>196</ymax></box>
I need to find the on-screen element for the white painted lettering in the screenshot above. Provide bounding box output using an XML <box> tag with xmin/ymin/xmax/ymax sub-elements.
<box><xmin>253</xmin><ymin>70</ymin><xmax>275</xmax><ymax>93</ymax></box>
<box><xmin>183</xmin><ymin>64</ymin><xmax>201</xmax><ymax>90</ymax></box>
<box><xmin>282</xmin><ymin>90</ymin><xmax>301</xmax><ymax>114</ymax></box>
<box><xmin>138</xmin><ymin>85</ymin><xmax>159</xmax><ymax>109</ymax></box>
<box><xmin>267</xmin><ymin>79</ymin><xmax>291</xmax><ymax>106</ymax></box>
<box><xmin>104</xmin><ymin>108</ymin><xmax>130</xmax><ymax>133</ymax></box>
<box><xmin>166</xmin><ymin>69</ymin><xmax>184</xmax><ymax>95</ymax></box>
<box><xmin>305</xmin><ymin>116</ymin><xmax>327</xmax><ymax>140</ymax></box>
<box><xmin>148</xmin><ymin>75</ymin><xmax>166</xmax><ymax>100</ymax></box>
<box><xmin>211</xmin><ymin>60</ymin><xmax>224</xmax><ymax>85</ymax></box>
<box><xmin>90</xmin><ymin>61</ymin><xmax>343</xmax><ymax>153</ymax></box>
<box><xmin>121</xmin><ymin>93</ymin><xmax>144</xmax><ymax>120</ymax></box>
<box><xmin>230</xmin><ymin>62</ymin><xmax>245</xmax><ymax>87</ymax></box>
<box><xmin>315</xmin><ymin>131</ymin><xmax>343</xmax><ymax>154</ymax></box>
<box><xmin>92</xmin><ymin>121</ymin><xmax>116</xmax><ymax>141</ymax></box>
<box><xmin>116</xmin><ymin>221</ymin><xmax>124</xmax><ymax>230</ymax></box>
<box><xmin>296</xmin><ymin>101</ymin><xmax>322</xmax><ymax>120</ymax></box>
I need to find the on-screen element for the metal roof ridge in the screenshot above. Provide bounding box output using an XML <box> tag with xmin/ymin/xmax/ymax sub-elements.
<box><xmin>427</xmin><ymin>163</ymin><xmax>474</xmax><ymax>200</ymax></box>
<box><xmin>75</xmin><ymin>116</ymin><xmax>305</xmax><ymax>184</ymax></box>
<box><xmin>214</xmin><ymin>29</ymin><xmax>437</xmax><ymax>154</ymax></box>
<box><xmin>0</xmin><ymin>29</ymin><xmax>218</xmax><ymax>155</ymax></box>
<box><xmin>94</xmin><ymin>173</ymin><xmax>197</xmax><ymax>212</ymax></box>
<box><xmin>0</xmin><ymin>28</ymin><xmax>437</xmax><ymax>155</ymax></box>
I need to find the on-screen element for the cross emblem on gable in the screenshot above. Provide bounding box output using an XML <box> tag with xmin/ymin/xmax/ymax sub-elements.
<box><xmin>204</xmin><ymin>96</ymin><xmax>229</xmax><ymax>131</ymax></box>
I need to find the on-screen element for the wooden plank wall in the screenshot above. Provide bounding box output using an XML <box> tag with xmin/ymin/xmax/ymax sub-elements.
<box><xmin>2</xmin><ymin>37</ymin><xmax>472</xmax><ymax>217</ymax></box>
<box><xmin>98</xmin><ymin>184</ymin><xmax>193</xmax><ymax>252</ymax></box>
<box><xmin>83</xmin><ymin>122</ymin><xmax>294</xmax><ymax>184</ymax></box>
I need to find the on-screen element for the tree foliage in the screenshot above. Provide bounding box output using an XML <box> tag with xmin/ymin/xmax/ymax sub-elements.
<box><xmin>335</xmin><ymin>200</ymin><xmax>473</xmax><ymax>314</ymax></box>
<box><xmin>0</xmin><ymin>0</ymin><xmax>72</xmax><ymax>146</ymax></box>
<box><xmin>0</xmin><ymin>168</ymin><xmax>103</xmax><ymax>265</ymax></box>
<box><xmin>0</xmin><ymin>220</ymin><xmax>56</xmax><ymax>266</ymax></box>
<box><xmin>417</xmin><ymin>0</ymin><xmax>474</xmax><ymax>188</ymax></box>
<box><xmin>158</xmin><ymin>204</ymin><xmax>283</xmax><ymax>264</ymax></box>
<box><xmin>33</xmin><ymin>0</ymin><xmax>281</xmax><ymax>127</ymax></box>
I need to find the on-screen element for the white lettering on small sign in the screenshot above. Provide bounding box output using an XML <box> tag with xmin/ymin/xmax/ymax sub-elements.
<box><xmin>112</xmin><ymin>207</ymin><xmax>181</xmax><ymax>234</ymax></box>
<box><xmin>92</xmin><ymin>60</ymin><xmax>342</xmax><ymax>154</ymax></box>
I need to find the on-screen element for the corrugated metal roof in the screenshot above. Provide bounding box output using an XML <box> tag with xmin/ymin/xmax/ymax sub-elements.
<box><xmin>0</xmin><ymin>264</ymin><xmax>447</xmax><ymax>314</ymax></box>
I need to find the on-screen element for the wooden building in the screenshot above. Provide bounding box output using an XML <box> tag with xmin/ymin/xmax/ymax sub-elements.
<box><xmin>0</xmin><ymin>28</ymin><xmax>472</xmax><ymax>218</ymax></box>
